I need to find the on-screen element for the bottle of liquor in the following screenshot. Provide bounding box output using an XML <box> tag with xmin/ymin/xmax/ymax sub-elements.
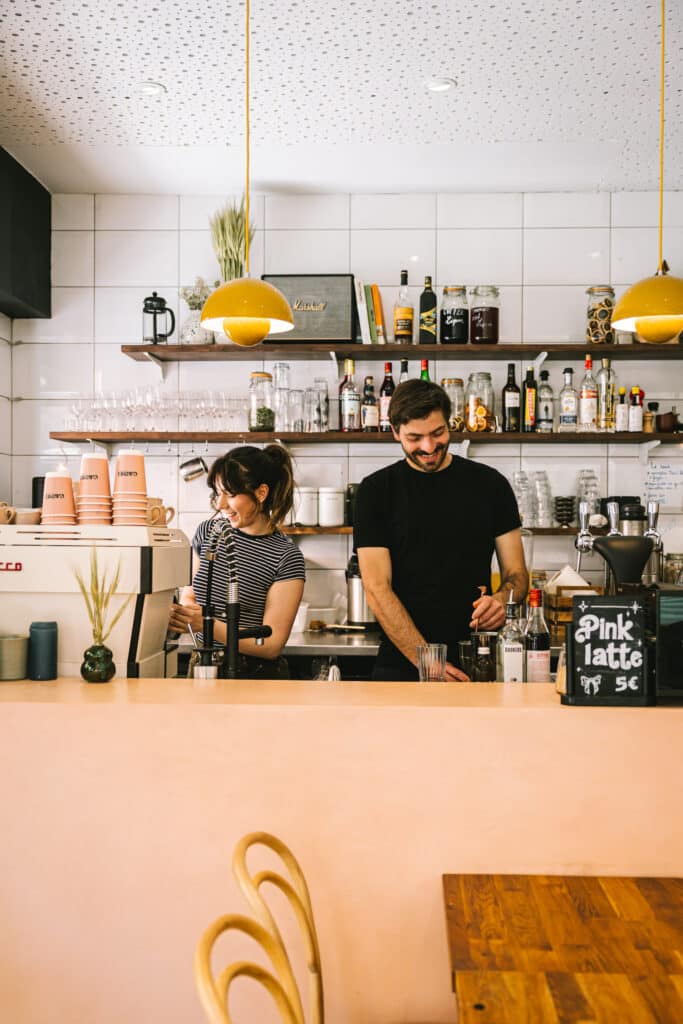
<box><xmin>558</xmin><ymin>367</ymin><xmax>578</xmax><ymax>433</ymax></box>
<box><xmin>615</xmin><ymin>386</ymin><xmax>629</xmax><ymax>432</ymax></box>
<box><xmin>379</xmin><ymin>362</ymin><xmax>395</xmax><ymax>432</ymax></box>
<box><xmin>399</xmin><ymin>359</ymin><xmax>409</xmax><ymax>383</ymax></box>
<box><xmin>496</xmin><ymin>593</ymin><xmax>526</xmax><ymax>682</ymax></box>
<box><xmin>439</xmin><ymin>286</ymin><xmax>468</xmax><ymax>344</ymax></box>
<box><xmin>578</xmin><ymin>353</ymin><xmax>598</xmax><ymax>432</ymax></box>
<box><xmin>339</xmin><ymin>358</ymin><xmax>360</xmax><ymax>432</ymax></box>
<box><xmin>420</xmin><ymin>359</ymin><xmax>430</xmax><ymax>382</ymax></box>
<box><xmin>472</xmin><ymin>642</ymin><xmax>495</xmax><ymax>682</ymax></box>
<box><xmin>536</xmin><ymin>370</ymin><xmax>554</xmax><ymax>433</ymax></box>
<box><xmin>361</xmin><ymin>375</ymin><xmax>379</xmax><ymax>432</ymax></box>
<box><xmin>522</xmin><ymin>366</ymin><xmax>537</xmax><ymax>433</ymax></box>
<box><xmin>628</xmin><ymin>386</ymin><xmax>643</xmax><ymax>432</ymax></box>
<box><xmin>524</xmin><ymin>588</ymin><xmax>551</xmax><ymax>682</ymax></box>
<box><xmin>418</xmin><ymin>275</ymin><xmax>437</xmax><ymax>345</ymax></box>
<box><xmin>393</xmin><ymin>270</ymin><xmax>414</xmax><ymax>345</ymax></box>
<box><xmin>501</xmin><ymin>362</ymin><xmax>521</xmax><ymax>432</ymax></box>
<box><xmin>596</xmin><ymin>357</ymin><xmax>616</xmax><ymax>433</ymax></box>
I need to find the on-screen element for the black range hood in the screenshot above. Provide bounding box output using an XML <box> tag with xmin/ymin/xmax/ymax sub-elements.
<box><xmin>0</xmin><ymin>147</ymin><xmax>51</xmax><ymax>319</ymax></box>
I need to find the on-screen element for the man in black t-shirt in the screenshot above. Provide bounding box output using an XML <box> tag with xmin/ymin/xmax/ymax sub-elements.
<box><xmin>354</xmin><ymin>379</ymin><xmax>529</xmax><ymax>680</ymax></box>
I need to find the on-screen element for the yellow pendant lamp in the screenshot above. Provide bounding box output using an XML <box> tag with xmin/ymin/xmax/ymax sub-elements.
<box><xmin>612</xmin><ymin>0</ymin><xmax>683</xmax><ymax>344</ymax></box>
<box><xmin>200</xmin><ymin>0</ymin><xmax>294</xmax><ymax>347</ymax></box>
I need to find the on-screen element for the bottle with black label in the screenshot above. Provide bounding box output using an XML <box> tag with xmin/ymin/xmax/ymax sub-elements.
<box><xmin>379</xmin><ymin>362</ymin><xmax>395</xmax><ymax>432</ymax></box>
<box><xmin>522</xmin><ymin>366</ymin><xmax>537</xmax><ymax>433</ymax></box>
<box><xmin>439</xmin><ymin>286</ymin><xmax>468</xmax><ymax>344</ymax></box>
<box><xmin>399</xmin><ymin>359</ymin><xmax>409</xmax><ymax>383</ymax></box>
<box><xmin>419</xmin><ymin>276</ymin><xmax>437</xmax><ymax>345</ymax></box>
<box><xmin>524</xmin><ymin>588</ymin><xmax>551</xmax><ymax>682</ymax></box>
<box><xmin>361</xmin><ymin>375</ymin><xmax>379</xmax><ymax>432</ymax></box>
<box><xmin>536</xmin><ymin>370</ymin><xmax>554</xmax><ymax>433</ymax></box>
<box><xmin>501</xmin><ymin>362</ymin><xmax>520</xmax><ymax>432</ymax></box>
<box><xmin>393</xmin><ymin>270</ymin><xmax>414</xmax><ymax>345</ymax></box>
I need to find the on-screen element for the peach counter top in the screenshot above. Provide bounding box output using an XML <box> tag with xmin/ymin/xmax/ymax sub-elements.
<box><xmin>2</xmin><ymin>679</ymin><xmax>683</xmax><ymax>1023</ymax></box>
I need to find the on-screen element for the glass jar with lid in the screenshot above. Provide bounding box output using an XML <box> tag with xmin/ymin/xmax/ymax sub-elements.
<box><xmin>439</xmin><ymin>286</ymin><xmax>469</xmax><ymax>344</ymax></box>
<box><xmin>440</xmin><ymin>377</ymin><xmax>465</xmax><ymax>430</ymax></box>
<box><xmin>464</xmin><ymin>371</ymin><xmax>495</xmax><ymax>432</ymax></box>
<box><xmin>248</xmin><ymin>371</ymin><xmax>275</xmax><ymax>432</ymax></box>
<box><xmin>470</xmin><ymin>286</ymin><xmax>500</xmax><ymax>344</ymax></box>
<box><xmin>586</xmin><ymin>286</ymin><xmax>615</xmax><ymax>345</ymax></box>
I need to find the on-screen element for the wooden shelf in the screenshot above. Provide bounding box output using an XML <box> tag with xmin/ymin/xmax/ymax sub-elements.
<box><xmin>283</xmin><ymin>526</ymin><xmax>352</xmax><ymax>535</ymax></box>
<box><xmin>50</xmin><ymin>430</ymin><xmax>683</xmax><ymax>445</ymax></box>
<box><xmin>121</xmin><ymin>342</ymin><xmax>683</xmax><ymax>364</ymax></box>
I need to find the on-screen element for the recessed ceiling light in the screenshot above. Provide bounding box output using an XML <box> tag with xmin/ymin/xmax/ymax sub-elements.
<box><xmin>138</xmin><ymin>80</ymin><xmax>167</xmax><ymax>97</ymax></box>
<box><xmin>426</xmin><ymin>76</ymin><xmax>456</xmax><ymax>93</ymax></box>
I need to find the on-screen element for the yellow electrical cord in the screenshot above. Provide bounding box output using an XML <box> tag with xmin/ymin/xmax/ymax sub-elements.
<box><xmin>245</xmin><ymin>0</ymin><xmax>251</xmax><ymax>277</ymax></box>
<box><xmin>657</xmin><ymin>0</ymin><xmax>665</xmax><ymax>273</ymax></box>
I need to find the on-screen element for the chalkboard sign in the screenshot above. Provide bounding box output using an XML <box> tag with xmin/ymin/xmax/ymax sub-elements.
<box><xmin>562</xmin><ymin>595</ymin><xmax>653</xmax><ymax>706</ymax></box>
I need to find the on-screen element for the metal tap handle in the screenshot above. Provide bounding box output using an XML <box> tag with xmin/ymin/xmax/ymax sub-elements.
<box><xmin>578</xmin><ymin>500</ymin><xmax>590</xmax><ymax>534</ymax></box>
<box><xmin>606</xmin><ymin>501</ymin><xmax>621</xmax><ymax>536</ymax></box>
<box><xmin>646</xmin><ymin>500</ymin><xmax>660</xmax><ymax>535</ymax></box>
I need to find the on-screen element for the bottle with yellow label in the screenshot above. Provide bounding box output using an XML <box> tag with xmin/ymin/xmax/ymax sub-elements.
<box><xmin>419</xmin><ymin>275</ymin><xmax>437</xmax><ymax>345</ymax></box>
<box><xmin>392</xmin><ymin>270</ymin><xmax>414</xmax><ymax>344</ymax></box>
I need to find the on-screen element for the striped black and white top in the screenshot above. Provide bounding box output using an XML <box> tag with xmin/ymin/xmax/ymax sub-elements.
<box><xmin>192</xmin><ymin>517</ymin><xmax>305</xmax><ymax>630</ymax></box>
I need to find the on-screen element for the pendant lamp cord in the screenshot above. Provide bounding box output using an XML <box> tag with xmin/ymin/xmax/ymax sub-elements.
<box><xmin>657</xmin><ymin>0</ymin><xmax>665</xmax><ymax>273</ymax></box>
<box><xmin>245</xmin><ymin>0</ymin><xmax>251</xmax><ymax>277</ymax></box>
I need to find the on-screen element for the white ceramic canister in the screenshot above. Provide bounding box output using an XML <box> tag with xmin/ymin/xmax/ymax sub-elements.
<box><xmin>318</xmin><ymin>487</ymin><xmax>345</xmax><ymax>527</ymax></box>
<box><xmin>293</xmin><ymin>486</ymin><xmax>318</xmax><ymax>526</ymax></box>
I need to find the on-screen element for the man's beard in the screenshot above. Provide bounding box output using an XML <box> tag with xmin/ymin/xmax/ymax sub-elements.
<box><xmin>402</xmin><ymin>441</ymin><xmax>449</xmax><ymax>473</ymax></box>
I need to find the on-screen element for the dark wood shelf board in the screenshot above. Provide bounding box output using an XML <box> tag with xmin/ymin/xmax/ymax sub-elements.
<box><xmin>283</xmin><ymin>526</ymin><xmax>352</xmax><ymax>535</ymax></box>
<box><xmin>49</xmin><ymin>430</ymin><xmax>682</xmax><ymax>445</ymax></box>
<box><xmin>121</xmin><ymin>342</ymin><xmax>683</xmax><ymax>363</ymax></box>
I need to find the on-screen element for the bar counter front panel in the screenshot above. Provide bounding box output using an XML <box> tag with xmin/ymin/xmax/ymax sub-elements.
<box><xmin>1</xmin><ymin>679</ymin><xmax>682</xmax><ymax>1024</ymax></box>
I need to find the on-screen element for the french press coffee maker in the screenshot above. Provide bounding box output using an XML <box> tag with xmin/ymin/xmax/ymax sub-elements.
<box><xmin>142</xmin><ymin>291</ymin><xmax>176</xmax><ymax>344</ymax></box>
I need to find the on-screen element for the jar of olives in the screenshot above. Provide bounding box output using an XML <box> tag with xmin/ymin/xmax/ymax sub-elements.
<box><xmin>464</xmin><ymin>372</ymin><xmax>495</xmax><ymax>432</ymax></box>
<box><xmin>248</xmin><ymin>371</ymin><xmax>275</xmax><ymax>431</ymax></box>
<box><xmin>441</xmin><ymin>377</ymin><xmax>465</xmax><ymax>430</ymax></box>
<box><xmin>586</xmin><ymin>286</ymin><xmax>615</xmax><ymax>345</ymax></box>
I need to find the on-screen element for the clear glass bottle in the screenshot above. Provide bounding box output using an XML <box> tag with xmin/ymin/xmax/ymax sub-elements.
<box><xmin>586</xmin><ymin>285</ymin><xmax>615</xmax><ymax>345</ymax></box>
<box><xmin>501</xmin><ymin>362</ymin><xmax>521</xmax><ymax>433</ymax></box>
<box><xmin>361</xmin><ymin>375</ymin><xmax>379</xmax><ymax>432</ymax></box>
<box><xmin>578</xmin><ymin>354</ymin><xmax>598</xmax><ymax>432</ymax></box>
<box><xmin>339</xmin><ymin>358</ymin><xmax>360</xmax><ymax>432</ymax></box>
<box><xmin>441</xmin><ymin>378</ymin><xmax>465</xmax><ymax>431</ymax></box>
<box><xmin>596</xmin><ymin>357</ymin><xmax>616</xmax><ymax>433</ymax></box>
<box><xmin>393</xmin><ymin>270</ymin><xmax>414</xmax><ymax>345</ymax></box>
<box><xmin>470</xmin><ymin>285</ymin><xmax>500</xmax><ymax>344</ymax></box>
<box><xmin>465</xmin><ymin>371</ymin><xmax>494</xmax><ymax>432</ymax></box>
<box><xmin>248</xmin><ymin>371</ymin><xmax>275</xmax><ymax>432</ymax></box>
<box><xmin>536</xmin><ymin>370</ymin><xmax>554</xmax><ymax>433</ymax></box>
<box><xmin>558</xmin><ymin>367</ymin><xmax>578</xmax><ymax>433</ymax></box>
<box><xmin>524</xmin><ymin>588</ymin><xmax>551</xmax><ymax>682</ymax></box>
<box><xmin>496</xmin><ymin>593</ymin><xmax>526</xmax><ymax>682</ymax></box>
<box><xmin>439</xmin><ymin>286</ymin><xmax>469</xmax><ymax>344</ymax></box>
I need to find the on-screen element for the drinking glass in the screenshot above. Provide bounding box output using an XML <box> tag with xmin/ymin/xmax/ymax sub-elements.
<box><xmin>289</xmin><ymin>389</ymin><xmax>305</xmax><ymax>432</ymax></box>
<box><xmin>304</xmin><ymin>387</ymin><xmax>321</xmax><ymax>432</ymax></box>
<box><xmin>457</xmin><ymin>640</ymin><xmax>474</xmax><ymax>678</ymax></box>
<box><xmin>417</xmin><ymin>643</ymin><xmax>448</xmax><ymax>681</ymax></box>
<box><xmin>272</xmin><ymin>361</ymin><xmax>291</xmax><ymax>390</ymax></box>
<box><xmin>314</xmin><ymin>378</ymin><xmax>329</xmax><ymax>431</ymax></box>
<box><xmin>274</xmin><ymin>387</ymin><xmax>289</xmax><ymax>431</ymax></box>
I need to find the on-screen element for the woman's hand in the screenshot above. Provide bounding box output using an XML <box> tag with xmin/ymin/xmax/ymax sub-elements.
<box><xmin>168</xmin><ymin>596</ymin><xmax>203</xmax><ymax>635</ymax></box>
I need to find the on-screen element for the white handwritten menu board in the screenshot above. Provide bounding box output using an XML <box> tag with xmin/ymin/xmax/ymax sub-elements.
<box><xmin>562</xmin><ymin>595</ymin><xmax>653</xmax><ymax>706</ymax></box>
<box><xmin>645</xmin><ymin>461</ymin><xmax>683</xmax><ymax>509</ymax></box>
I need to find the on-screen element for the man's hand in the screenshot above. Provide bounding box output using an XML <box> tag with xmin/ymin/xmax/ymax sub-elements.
<box><xmin>470</xmin><ymin>587</ymin><xmax>506</xmax><ymax>631</ymax></box>
<box><xmin>446</xmin><ymin>661</ymin><xmax>470</xmax><ymax>682</ymax></box>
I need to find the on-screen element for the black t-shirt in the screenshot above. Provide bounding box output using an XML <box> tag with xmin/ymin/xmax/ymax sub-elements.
<box><xmin>353</xmin><ymin>457</ymin><xmax>521</xmax><ymax>675</ymax></box>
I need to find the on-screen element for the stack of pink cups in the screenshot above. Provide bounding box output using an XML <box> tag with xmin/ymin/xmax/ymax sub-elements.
<box><xmin>112</xmin><ymin>450</ymin><xmax>148</xmax><ymax>525</ymax></box>
<box><xmin>76</xmin><ymin>453</ymin><xmax>112</xmax><ymax>524</ymax></box>
<box><xmin>41</xmin><ymin>471</ymin><xmax>77</xmax><ymax>526</ymax></box>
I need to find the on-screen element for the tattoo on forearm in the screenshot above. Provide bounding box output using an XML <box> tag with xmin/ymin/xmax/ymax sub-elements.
<box><xmin>497</xmin><ymin>570</ymin><xmax>528</xmax><ymax>603</ymax></box>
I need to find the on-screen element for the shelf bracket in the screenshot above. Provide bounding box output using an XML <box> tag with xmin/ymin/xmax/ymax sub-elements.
<box><xmin>639</xmin><ymin>439</ymin><xmax>660</xmax><ymax>464</ymax></box>
<box><xmin>144</xmin><ymin>351</ymin><xmax>168</xmax><ymax>382</ymax></box>
<box><xmin>329</xmin><ymin>350</ymin><xmax>339</xmax><ymax>372</ymax></box>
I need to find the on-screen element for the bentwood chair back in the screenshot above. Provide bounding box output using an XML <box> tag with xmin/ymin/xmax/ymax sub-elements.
<box><xmin>194</xmin><ymin>831</ymin><xmax>324</xmax><ymax>1024</ymax></box>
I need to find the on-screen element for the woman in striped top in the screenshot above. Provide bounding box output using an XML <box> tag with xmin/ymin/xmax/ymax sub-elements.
<box><xmin>169</xmin><ymin>445</ymin><xmax>305</xmax><ymax>677</ymax></box>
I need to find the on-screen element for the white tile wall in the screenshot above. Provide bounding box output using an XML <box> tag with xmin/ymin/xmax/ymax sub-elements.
<box><xmin>0</xmin><ymin>453</ymin><xmax>10</xmax><ymax>500</ymax></box>
<box><xmin>10</xmin><ymin>189</ymin><xmax>683</xmax><ymax>609</ymax></box>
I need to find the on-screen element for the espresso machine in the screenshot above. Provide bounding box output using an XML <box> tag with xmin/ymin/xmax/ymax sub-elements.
<box><xmin>574</xmin><ymin>500</ymin><xmax>683</xmax><ymax>702</ymax></box>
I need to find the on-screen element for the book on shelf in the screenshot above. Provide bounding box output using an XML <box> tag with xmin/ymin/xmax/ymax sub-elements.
<box><xmin>354</xmin><ymin>278</ymin><xmax>372</xmax><ymax>345</ymax></box>
<box><xmin>364</xmin><ymin>283</ymin><xmax>378</xmax><ymax>344</ymax></box>
<box><xmin>371</xmin><ymin>284</ymin><xmax>387</xmax><ymax>345</ymax></box>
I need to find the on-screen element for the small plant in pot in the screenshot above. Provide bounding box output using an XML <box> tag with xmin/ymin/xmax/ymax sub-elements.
<box><xmin>75</xmin><ymin>549</ymin><xmax>132</xmax><ymax>682</ymax></box>
<box><xmin>179</xmin><ymin>276</ymin><xmax>219</xmax><ymax>345</ymax></box>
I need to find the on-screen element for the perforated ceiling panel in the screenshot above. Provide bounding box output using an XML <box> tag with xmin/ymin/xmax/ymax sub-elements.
<box><xmin>0</xmin><ymin>0</ymin><xmax>681</xmax><ymax>192</ymax></box>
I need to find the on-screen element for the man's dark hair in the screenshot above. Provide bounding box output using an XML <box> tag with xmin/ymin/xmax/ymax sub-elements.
<box><xmin>389</xmin><ymin>379</ymin><xmax>451</xmax><ymax>430</ymax></box>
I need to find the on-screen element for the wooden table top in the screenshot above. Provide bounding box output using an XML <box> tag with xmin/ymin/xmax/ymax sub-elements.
<box><xmin>443</xmin><ymin>873</ymin><xmax>683</xmax><ymax>1023</ymax></box>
